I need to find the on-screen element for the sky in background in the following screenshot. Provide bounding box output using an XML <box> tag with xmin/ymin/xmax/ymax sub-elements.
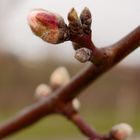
<box><xmin>1</xmin><ymin>0</ymin><xmax>140</xmax><ymax>66</ymax></box>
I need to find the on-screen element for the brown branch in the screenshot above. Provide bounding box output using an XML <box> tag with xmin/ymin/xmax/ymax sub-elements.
<box><xmin>58</xmin><ymin>26</ymin><xmax>140</xmax><ymax>102</ymax></box>
<box><xmin>0</xmin><ymin>98</ymin><xmax>54</xmax><ymax>138</ymax></box>
<box><xmin>55</xmin><ymin>102</ymin><xmax>102</xmax><ymax>140</ymax></box>
<box><xmin>0</xmin><ymin>26</ymin><xmax>139</xmax><ymax>139</ymax></box>
<box><xmin>65</xmin><ymin>112</ymin><xmax>102</xmax><ymax>140</ymax></box>
<box><xmin>70</xmin><ymin>113</ymin><xmax>97</xmax><ymax>140</ymax></box>
<box><xmin>109</xmin><ymin>25</ymin><xmax>140</xmax><ymax>64</ymax></box>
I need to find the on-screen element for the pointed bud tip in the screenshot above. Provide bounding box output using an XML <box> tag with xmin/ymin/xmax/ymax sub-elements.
<box><xmin>80</xmin><ymin>7</ymin><xmax>91</xmax><ymax>20</ymax></box>
<box><xmin>68</xmin><ymin>8</ymin><xmax>78</xmax><ymax>21</ymax></box>
<box><xmin>27</xmin><ymin>9</ymin><xmax>47</xmax><ymax>28</ymax></box>
<box><xmin>27</xmin><ymin>9</ymin><xmax>42</xmax><ymax>22</ymax></box>
<box><xmin>27</xmin><ymin>9</ymin><xmax>42</xmax><ymax>35</ymax></box>
<box><xmin>82</xmin><ymin>7</ymin><xmax>91</xmax><ymax>14</ymax></box>
<box><xmin>83</xmin><ymin>7</ymin><xmax>90</xmax><ymax>11</ymax></box>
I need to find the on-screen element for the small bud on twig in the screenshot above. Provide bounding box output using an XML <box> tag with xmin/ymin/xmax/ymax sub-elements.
<box><xmin>110</xmin><ymin>123</ymin><xmax>133</xmax><ymax>140</ymax></box>
<box><xmin>68</xmin><ymin>8</ymin><xmax>79</xmax><ymax>22</ymax></box>
<box><xmin>80</xmin><ymin>7</ymin><xmax>92</xmax><ymax>34</ymax></box>
<box><xmin>75</xmin><ymin>48</ymin><xmax>92</xmax><ymax>63</ymax></box>
<box><xmin>50</xmin><ymin>67</ymin><xmax>70</xmax><ymax>87</ymax></box>
<box><xmin>35</xmin><ymin>83</ymin><xmax>52</xmax><ymax>98</ymax></box>
<box><xmin>27</xmin><ymin>9</ymin><xmax>69</xmax><ymax>44</ymax></box>
<box><xmin>72</xmin><ymin>98</ymin><xmax>81</xmax><ymax>111</ymax></box>
<box><xmin>68</xmin><ymin>8</ymin><xmax>83</xmax><ymax>36</ymax></box>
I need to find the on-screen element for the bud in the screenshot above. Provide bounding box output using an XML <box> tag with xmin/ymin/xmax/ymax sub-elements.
<box><xmin>68</xmin><ymin>8</ymin><xmax>79</xmax><ymax>22</ymax></box>
<box><xmin>75</xmin><ymin>48</ymin><xmax>92</xmax><ymax>63</ymax></box>
<box><xmin>110</xmin><ymin>123</ymin><xmax>133</xmax><ymax>140</ymax></box>
<box><xmin>27</xmin><ymin>9</ymin><xmax>69</xmax><ymax>44</ymax></box>
<box><xmin>35</xmin><ymin>83</ymin><xmax>52</xmax><ymax>98</ymax></box>
<box><xmin>72</xmin><ymin>98</ymin><xmax>81</xmax><ymax>111</ymax></box>
<box><xmin>50</xmin><ymin>67</ymin><xmax>70</xmax><ymax>87</ymax></box>
<box><xmin>80</xmin><ymin>7</ymin><xmax>92</xmax><ymax>34</ymax></box>
<box><xmin>68</xmin><ymin>8</ymin><xmax>83</xmax><ymax>36</ymax></box>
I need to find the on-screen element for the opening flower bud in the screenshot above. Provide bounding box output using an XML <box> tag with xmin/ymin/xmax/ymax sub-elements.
<box><xmin>35</xmin><ymin>83</ymin><xmax>52</xmax><ymax>99</ymax></box>
<box><xmin>27</xmin><ymin>9</ymin><xmax>69</xmax><ymax>44</ymax></box>
<box><xmin>50</xmin><ymin>67</ymin><xmax>70</xmax><ymax>87</ymax></box>
<box><xmin>110</xmin><ymin>123</ymin><xmax>133</xmax><ymax>140</ymax></box>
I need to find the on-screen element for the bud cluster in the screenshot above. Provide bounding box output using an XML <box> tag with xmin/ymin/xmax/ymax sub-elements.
<box><xmin>34</xmin><ymin>66</ymin><xmax>81</xmax><ymax>111</ymax></box>
<box><xmin>28</xmin><ymin>7</ymin><xmax>93</xmax><ymax>63</ymax></box>
<box><xmin>68</xmin><ymin>7</ymin><xmax>92</xmax><ymax>37</ymax></box>
<box><xmin>28</xmin><ymin>7</ymin><xmax>92</xmax><ymax>44</ymax></box>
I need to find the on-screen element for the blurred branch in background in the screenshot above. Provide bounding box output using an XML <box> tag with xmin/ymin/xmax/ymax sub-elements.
<box><xmin>0</xmin><ymin>57</ymin><xmax>140</xmax><ymax>139</ymax></box>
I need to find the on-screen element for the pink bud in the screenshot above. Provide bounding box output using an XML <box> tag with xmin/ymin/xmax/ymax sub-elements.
<box><xmin>27</xmin><ymin>9</ymin><xmax>69</xmax><ymax>44</ymax></box>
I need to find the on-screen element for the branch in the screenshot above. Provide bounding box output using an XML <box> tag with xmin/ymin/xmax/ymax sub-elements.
<box><xmin>109</xmin><ymin>25</ymin><xmax>140</xmax><ymax>64</ymax></box>
<box><xmin>64</xmin><ymin>112</ymin><xmax>102</xmax><ymax>140</ymax></box>
<box><xmin>0</xmin><ymin>98</ymin><xmax>53</xmax><ymax>138</ymax></box>
<box><xmin>0</xmin><ymin>25</ymin><xmax>139</xmax><ymax>139</ymax></box>
<box><xmin>59</xmin><ymin>26</ymin><xmax>140</xmax><ymax>102</ymax></box>
<box><xmin>1</xmin><ymin>7</ymin><xmax>139</xmax><ymax>139</ymax></box>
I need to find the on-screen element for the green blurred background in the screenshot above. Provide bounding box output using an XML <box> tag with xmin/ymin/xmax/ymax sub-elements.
<box><xmin>0</xmin><ymin>54</ymin><xmax>139</xmax><ymax>140</ymax></box>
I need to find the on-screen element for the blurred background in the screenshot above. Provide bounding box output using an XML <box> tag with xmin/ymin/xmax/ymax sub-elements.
<box><xmin>0</xmin><ymin>0</ymin><xmax>140</xmax><ymax>140</ymax></box>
